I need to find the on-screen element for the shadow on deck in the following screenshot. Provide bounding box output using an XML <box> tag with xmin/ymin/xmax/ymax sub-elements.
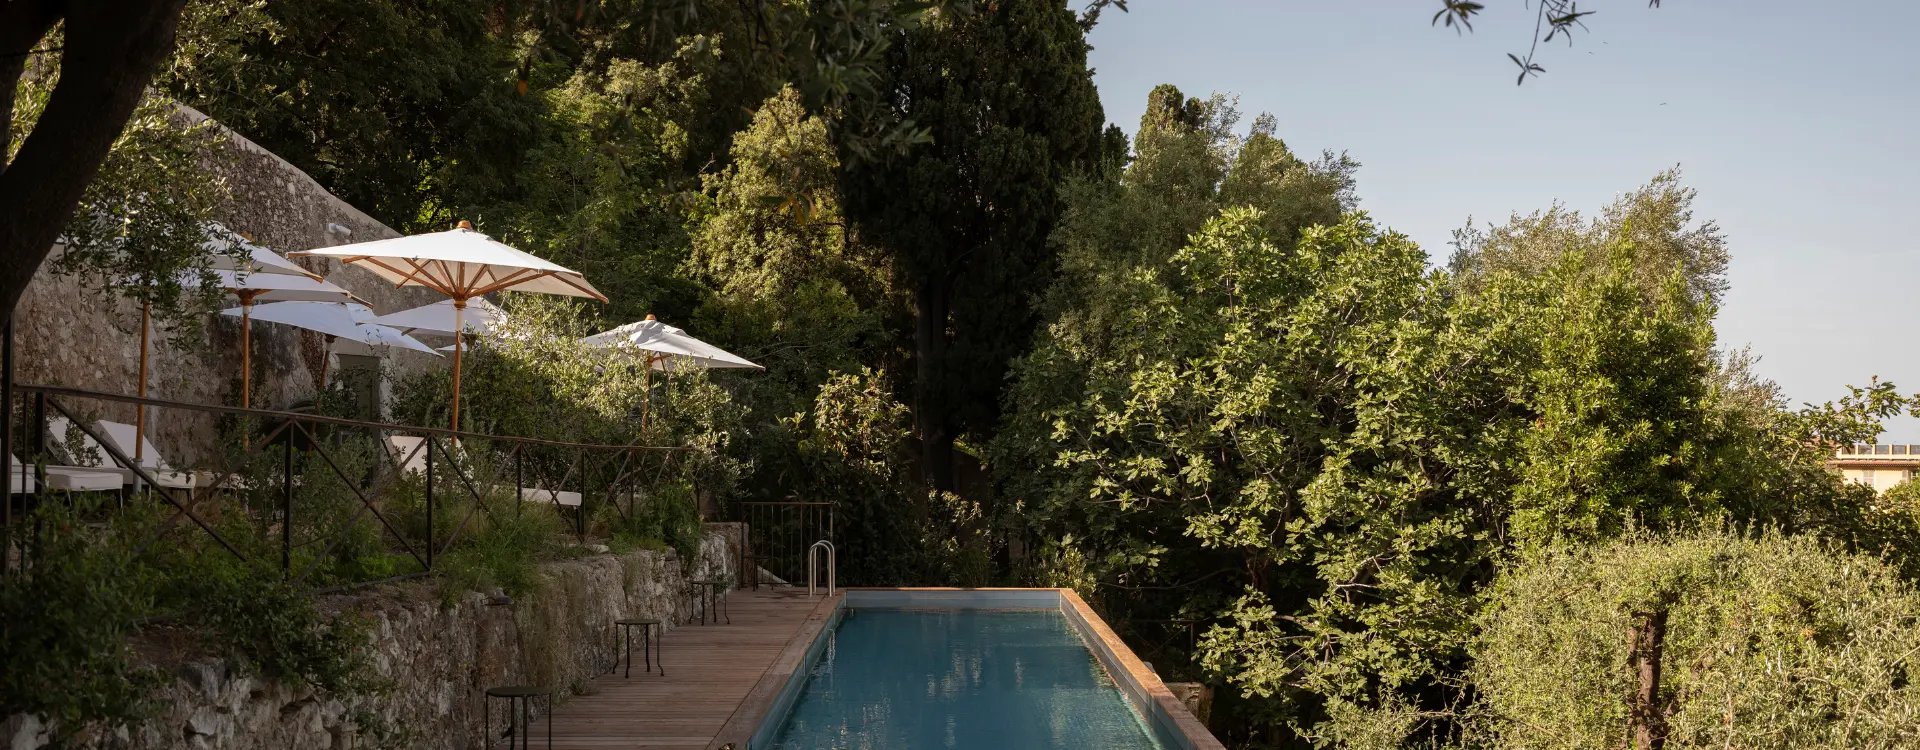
<box><xmin>529</xmin><ymin>587</ymin><xmax>821</xmax><ymax>749</ymax></box>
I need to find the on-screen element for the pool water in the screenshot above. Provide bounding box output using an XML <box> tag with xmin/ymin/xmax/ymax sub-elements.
<box><xmin>767</xmin><ymin>608</ymin><xmax>1168</xmax><ymax>750</ymax></box>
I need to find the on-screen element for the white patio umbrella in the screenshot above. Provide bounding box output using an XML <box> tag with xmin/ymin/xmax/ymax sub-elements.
<box><xmin>579</xmin><ymin>315</ymin><xmax>763</xmax><ymax>372</ymax></box>
<box><xmin>371</xmin><ymin>297</ymin><xmax>509</xmax><ymax>337</ymax></box>
<box><xmin>133</xmin><ymin>226</ymin><xmax>330</xmax><ymax>461</ymax></box>
<box><xmin>221</xmin><ymin>302</ymin><xmax>440</xmax><ymax>387</ymax></box>
<box><xmin>581</xmin><ymin>315</ymin><xmax>761</xmax><ymax>432</ymax></box>
<box><xmin>189</xmin><ymin>269</ymin><xmax>361</xmax><ymax>408</ymax></box>
<box><xmin>291</xmin><ymin>221</ymin><xmax>605</xmax><ymax>432</ymax></box>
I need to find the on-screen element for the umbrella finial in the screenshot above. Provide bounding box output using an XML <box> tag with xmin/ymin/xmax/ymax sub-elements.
<box><xmin>456</xmin><ymin>219</ymin><xmax>473</xmax><ymax>231</ymax></box>
<box><xmin>645</xmin><ymin>313</ymin><xmax>656</xmax><ymax>321</ymax></box>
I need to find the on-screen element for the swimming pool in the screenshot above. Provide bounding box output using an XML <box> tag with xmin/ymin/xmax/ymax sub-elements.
<box><xmin>732</xmin><ymin>589</ymin><xmax>1223</xmax><ymax>750</ymax></box>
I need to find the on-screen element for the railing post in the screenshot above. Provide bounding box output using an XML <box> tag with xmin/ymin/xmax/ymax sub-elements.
<box><xmin>576</xmin><ymin>449</ymin><xmax>586</xmax><ymax>541</ymax></box>
<box><xmin>281</xmin><ymin>419</ymin><xmax>293</xmax><ymax>575</ymax></box>
<box><xmin>424</xmin><ymin>436</ymin><xmax>435</xmax><ymax>570</ymax></box>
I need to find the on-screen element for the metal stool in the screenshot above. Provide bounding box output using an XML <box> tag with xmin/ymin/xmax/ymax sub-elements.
<box><xmin>484</xmin><ymin>685</ymin><xmax>552</xmax><ymax>750</ymax></box>
<box><xmin>615</xmin><ymin>618</ymin><xmax>663</xmax><ymax>677</ymax></box>
<box><xmin>688</xmin><ymin>580</ymin><xmax>730</xmax><ymax>625</ymax></box>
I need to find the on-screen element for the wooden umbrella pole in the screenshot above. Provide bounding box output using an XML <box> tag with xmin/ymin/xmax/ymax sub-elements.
<box><xmin>639</xmin><ymin>352</ymin><xmax>654</xmax><ymax>436</ymax></box>
<box><xmin>135</xmin><ymin>301</ymin><xmax>150</xmax><ymax>463</ymax></box>
<box><xmin>450</xmin><ymin>298</ymin><xmax>466</xmax><ymax>434</ymax></box>
<box><xmin>318</xmin><ymin>334</ymin><xmax>335</xmax><ymax>388</ymax></box>
<box><xmin>240</xmin><ymin>292</ymin><xmax>256</xmax><ymax>408</ymax></box>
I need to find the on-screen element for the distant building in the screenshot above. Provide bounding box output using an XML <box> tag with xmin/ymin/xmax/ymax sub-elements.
<box><xmin>1829</xmin><ymin>444</ymin><xmax>1920</xmax><ymax>494</ymax></box>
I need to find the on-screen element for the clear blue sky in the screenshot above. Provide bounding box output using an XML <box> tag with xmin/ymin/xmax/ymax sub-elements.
<box><xmin>1086</xmin><ymin>1</ymin><xmax>1920</xmax><ymax>439</ymax></box>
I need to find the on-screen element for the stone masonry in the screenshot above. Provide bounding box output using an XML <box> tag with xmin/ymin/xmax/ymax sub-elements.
<box><xmin>5</xmin><ymin>524</ymin><xmax>742</xmax><ymax>750</ymax></box>
<box><xmin>13</xmin><ymin>104</ymin><xmax>445</xmax><ymax>466</ymax></box>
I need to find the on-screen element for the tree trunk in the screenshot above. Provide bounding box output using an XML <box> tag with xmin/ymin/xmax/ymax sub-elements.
<box><xmin>914</xmin><ymin>275</ymin><xmax>955</xmax><ymax>492</ymax></box>
<box><xmin>0</xmin><ymin>0</ymin><xmax>191</xmax><ymax>318</ymax></box>
<box><xmin>1628</xmin><ymin>608</ymin><xmax>1671</xmax><ymax>750</ymax></box>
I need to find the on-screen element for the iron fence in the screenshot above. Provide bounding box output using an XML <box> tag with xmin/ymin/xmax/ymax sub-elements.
<box><xmin>2</xmin><ymin>383</ymin><xmax>693</xmax><ymax>588</ymax></box>
<box><xmin>737</xmin><ymin>500</ymin><xmax>833</xmax><ymax>588</ymax></box>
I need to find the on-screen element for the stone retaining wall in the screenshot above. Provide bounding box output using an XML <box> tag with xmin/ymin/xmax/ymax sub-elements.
<box><xmin>6</xmin><ymin>523</ymin><xmax>742</xmax><ymax>750</ymax></box>
<box><xmin>14</xmin><ymin>103</ymin><xmax>445</xmax><ymax>467</ymax></box>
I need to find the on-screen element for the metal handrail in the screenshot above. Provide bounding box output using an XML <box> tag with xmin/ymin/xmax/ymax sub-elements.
<box><xmin>808</xmin><ymin>539</ymin><xmax>836</xmax><ymax>598</ymax></box>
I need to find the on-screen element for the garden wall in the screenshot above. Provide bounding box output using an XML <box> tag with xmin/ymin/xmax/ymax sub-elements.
<box><xmin>13</xmin><ymin>104</ymin><xmax>445</xmax><ymax>466</ymax></box>
<box><xmin>3</xmin><ymin>523</ymin><xmax>743</xmax><ymax>750</ymax></box>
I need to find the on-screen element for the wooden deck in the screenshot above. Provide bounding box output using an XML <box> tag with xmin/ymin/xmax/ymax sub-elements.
<box><xmin>531</xmin><ymin>587</ymin><xmax>823</xmax><ymax>749</ymax></box>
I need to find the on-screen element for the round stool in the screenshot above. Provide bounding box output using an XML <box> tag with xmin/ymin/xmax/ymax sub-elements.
<box><xmin>615</xmin><ymin>618</ymin><xmax>663</xmax><ymax>677</ymax></box>
<box><xmin>484</xmin><ymin>685</ymin><xmax>552</xmax><ymax>750</ymax></box>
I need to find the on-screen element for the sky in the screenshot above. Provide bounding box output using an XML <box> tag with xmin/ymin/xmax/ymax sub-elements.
<box><xmin>1085</xmin><ymin>1</ymin><xmax>1920</xmax><ymax>439</ymax></box>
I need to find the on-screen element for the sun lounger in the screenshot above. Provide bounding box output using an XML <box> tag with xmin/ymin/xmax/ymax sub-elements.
<box><xmin>384</xmin><ymin>435</ymin><xmax>581</xmax><ymax>507</ymax></box>
<box><xmin>47</xmin><ymin>416</ymin><xmax>197</xmax><ymax>489</ymax></box>
<box><xmin>9</xmin><ymin>454</ymin><xmax>122</xmax><ymax>493</ymax></box>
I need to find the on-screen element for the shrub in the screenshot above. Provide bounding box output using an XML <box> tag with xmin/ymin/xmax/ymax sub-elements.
<box><xmin>1470</xmin><ymin>530</ymin><xmax>1920</xmax><ymax>749</ymax></box>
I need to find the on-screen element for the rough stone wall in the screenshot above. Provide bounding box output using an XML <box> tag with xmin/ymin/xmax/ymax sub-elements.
<box><xmin>5</xmin><ymin>524</ymin><xmax>741</xmax><ymax>750</ymax></box>
<box><xmin>14</xmin><ymin>104</ymin><xmax>445</xmax><ymax>466</ymax></box>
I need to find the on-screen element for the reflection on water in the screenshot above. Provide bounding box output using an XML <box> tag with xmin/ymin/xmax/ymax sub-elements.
<box><xmin>768</xmin><ymin>609</ymin><xmax>1166</xmax><ymax>750</ymax></box>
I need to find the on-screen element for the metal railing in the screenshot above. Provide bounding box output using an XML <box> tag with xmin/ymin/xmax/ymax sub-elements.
<box><xmin>737</xmin><ymin>500</ymin><xmax>833</xmax><ymax>588</ymax></box>
<box><xmin>3</xmin><ymin>383</ymin><xmax>693</xmax><ymax>586</ymax></box>
<box><xmin>808</xmin><ymin>539</ymin><xmax>836</xmax><ymax>598</ymax></box>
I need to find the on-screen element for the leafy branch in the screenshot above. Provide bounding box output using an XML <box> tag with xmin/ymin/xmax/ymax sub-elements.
<box><xmin>1433</xmin><ymin>0</ymin><xmax>1665</xmax><ymax>84</ymax></box>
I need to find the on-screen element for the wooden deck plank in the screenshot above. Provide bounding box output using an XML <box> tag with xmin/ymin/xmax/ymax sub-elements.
<box><xmin>523</xmin><ymin>587</ymin><xmax>820</xmax><ymax>750</ymax></box>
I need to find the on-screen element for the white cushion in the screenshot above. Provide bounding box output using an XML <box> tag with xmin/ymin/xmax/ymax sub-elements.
<box><xmin>517</xmin><ymin>487</ymin><xmax>582</xmax><ymax>507</ymax></box>
<box><xmin>45</xmin><ymin>467</ymin><xmax>123</xmax><ymax>492</ymax></box>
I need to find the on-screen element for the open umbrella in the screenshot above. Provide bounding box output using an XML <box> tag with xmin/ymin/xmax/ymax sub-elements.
<box><xmin>222</xmin><ymin>301</ymin><xmax>439</xmax><ymax>386</ymax></box>
<box><xmin>190</xmin><ymin>268</ymin><xmax>360</xmax><ymax>407</ymax></box>
<box><xmin>133</xmin><ymin>226</ymin><xmax>329</xmax><ymax>461</ymax></box>
<box><xmin>581</xmin><ymin>314</ymin><xmax>761</xmax><ymax>431</ymax></box>
<box><xmin>371</xmin><ymin>297</ymin><xmax>509</xmax><ymax>337</ymax></box>
<box><xmin>292</xmin><ymin>221</ymin><xmax>604</xmax><ymax>432</ymax></box>
<box><xmin>580</xmin><ymin>315</ymin><xmax>763</xmax><ymax>372</ymax></box>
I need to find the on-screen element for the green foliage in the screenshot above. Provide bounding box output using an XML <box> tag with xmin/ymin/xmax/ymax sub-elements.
<box><xmin>996</xmin><ymin>108</ymin><xmax>1879</xmax><ymax>742</ymax></box>
<box><xmin>1449</xmin><ymin>167</ymin><xmax>1729</xmax><ymax>308</ymax></box>
<box><xmin>838</xmin><ymin>0</ymin><xmax>1108</xmax><ymax>487</ymax></box>
<box><xmin>168</xmin><ymin>562</ymin><xmax>377</xmax><ymax>695</ymax></box>
<box><xmin>0</xmin><ymin>499</ymin><xmax>377</xmax><ymax>740</ymax></box>
<box><xmin>0</xmin><ymin>504</ymin><xmax>162</xmax><ymax>740</ymax></box>
<box><xmin>10</xmin><ymin>43</ymin><xmax>244</xmax><ymax>339</ymax></box>
<box><xmin>607</xmin><ymin>479</ymin><xmax>704</xmax><ymax>562</ymax></box>
<box><xmin>1471</xmin><ymin>530</ymin><xmax>1920</xmax><ymax>749</ymax></box>
<box><xmin>785</xmin><ymin>368</ymin><xmax>926</xmax><ymax>585</ymax></box>
<box><xmin>438</xmin><ymin>506</ymin><xmax>566</xmax><ymax>603</ymax></box>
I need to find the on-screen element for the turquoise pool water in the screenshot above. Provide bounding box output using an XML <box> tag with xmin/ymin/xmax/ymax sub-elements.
<box><xmin>766</xmin><ymin>608</ymin><xmax>1168</xmax><ymax>750</ymax></box>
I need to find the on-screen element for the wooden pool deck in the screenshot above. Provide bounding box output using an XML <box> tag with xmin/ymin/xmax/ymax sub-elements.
<box><xmin>531</xmin><ymin>587</ymin><xmax>825</xmax><ymax>750</ymax></box>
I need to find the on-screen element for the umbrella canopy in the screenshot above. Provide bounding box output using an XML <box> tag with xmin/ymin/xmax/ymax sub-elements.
<box><xmin>222</xmin><ymin>302</ymin><xmax>440</xmax><ymax>356</ymax></box>
<box><xmin>188</xmin><ymin>252</ymin><xmax>359</xmax><ymax>408</ymax></box>
<box><xmin>192</xmin><ymin>269</ymin><xmax>360</xmax><ymax>304</ymax></box>
<box><xmin>291</xmin><ymin>221</ymin><xmax>604</xmax><ymax>432</ymax></box>
<box><xmin>290</xmin><ymin>223</ymin><xmax>605</xmax><ymax>301</ymax></box>
<box><xmin>204</xmin><ymin>223</ymin><xmax>321</xmax><ymax>279</ymax></box>
<box><xmin>581</xmin><ymin>317</ymin><xmax>763</xmax><ymax>372</ymax></box>
<box><xmin>372</xmin><ymin>297</ymin><xmax>509</xmax><ymax>337</ymax></box>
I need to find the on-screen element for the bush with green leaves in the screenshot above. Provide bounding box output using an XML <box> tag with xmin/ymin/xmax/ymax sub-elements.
<box><xmin>0</xmin><ymin>498</ymin><xmax>377</xmax><ymax>741</ymax></box>
<box><xmin>1470</xmin><ymin>530</ymin><xmax>1920</xmax><ymax>749</ymax></box>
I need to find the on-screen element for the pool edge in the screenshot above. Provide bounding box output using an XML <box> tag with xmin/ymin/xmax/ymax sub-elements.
<box><xmin>707</xmin><ymin>590</ymin><xmax>845</xmax><ymax>750</ymax></box>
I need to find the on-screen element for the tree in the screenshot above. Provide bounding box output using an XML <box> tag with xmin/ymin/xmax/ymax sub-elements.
<box><xmin>1472</xmin><ymin>531</ymin><xmax>1920</xmax><ymax>749</ymax></box>
<box><xmin>838</xmin><ymin>0</ymin><xmax>1107</xmax><ymax>491</ymax></box>
<box><xmin>685</xmin><ymin>86</ymin><xmax>903</xmax><ymax>499</ymax></box>
<box><xmin>0</xmin><ymin>0</ymin><xmax>193</xmax><ymax>322</ymax></box>
<box><xmin>1449</xmin><ymin>168</ymin><xmax>1729</xmax><ymax>309</ymax></box>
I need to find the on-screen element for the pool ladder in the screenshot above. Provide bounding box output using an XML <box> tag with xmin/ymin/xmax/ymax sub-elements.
<box><xmin>808</xmin><ymin>539</ymin><xmax>836</xmax><ymax>598</ymax></box>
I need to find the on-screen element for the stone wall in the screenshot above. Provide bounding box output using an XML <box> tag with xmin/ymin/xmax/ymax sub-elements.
<box><xmin>14</xmin><ymin>104</ymin><xmax>445</xmax><ymax>466</ymax></box>
<box><xmin>5</xmin><ymin>524</ymin><xmax>742</xmax><ymax>750</ymax></box>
